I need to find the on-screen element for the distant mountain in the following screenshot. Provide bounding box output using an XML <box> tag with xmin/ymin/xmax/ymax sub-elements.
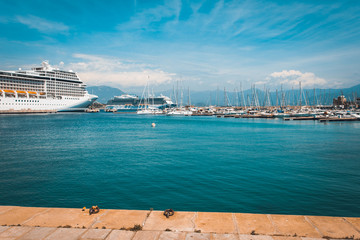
<box><xmin>87</xmin><ymin>83</ymin><xmax>360</xmax><ymax>106</ymax></box>
<box><xmin>87</xmin><ymin>86</ymin><xmax>124</xmax><ymax>103</ymax></box>
<box><xmin>345</xmin><ymin>83</ymin><xmax>360</xmax><ymax>95</ymax></box>
<box><xmin>165</xmin><ymin>83</ymin><xmax>360</xmax><ymax>106</ymax></box>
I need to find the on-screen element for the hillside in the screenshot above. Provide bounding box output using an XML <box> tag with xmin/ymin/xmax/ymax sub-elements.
<box><xmin>87</xmin><ymin>86</ymin><xmax>124</xmax><ymax>104</ymax></box>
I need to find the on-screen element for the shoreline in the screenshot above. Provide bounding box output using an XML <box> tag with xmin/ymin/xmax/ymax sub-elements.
<box><xmin>1</xmin><ymin>109</ymin><xmax>360</xmax><ymax>123</ymax></box>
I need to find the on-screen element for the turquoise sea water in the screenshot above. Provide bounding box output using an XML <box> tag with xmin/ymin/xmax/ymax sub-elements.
<box><xmin>0</xmin><ymin>113</ymin><xmax>359</xmax><ymax>217</ymax></box>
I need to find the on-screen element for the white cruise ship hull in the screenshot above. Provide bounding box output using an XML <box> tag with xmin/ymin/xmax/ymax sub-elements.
<box><xmin>0</xmin><ymin>61</ymin><xmax>98</xmax><ymax>112</ymax></box>
<box><xmin>0</xmin><ymin>94</ymin><xmax>97</xmax><ymax>112</ymax></box>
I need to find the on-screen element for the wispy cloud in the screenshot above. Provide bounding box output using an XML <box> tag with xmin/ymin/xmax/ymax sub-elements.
<box><xmin>1</xmin><ymin>0</ymin><xmax>358</xmax><ymax>90</ymax></box>
<box><xmin>68</xmin><ymin>54</ymin><xmax>176</xmax><ymax>87</ymax></box>
<box><xmin>15</xmin><ymin>15</ymin><xmax>69</xmax><ymax>34</ymax></box>
<box><xmin>115</xmin><ymin>0</ymin><xmax>358</xmax><ymax>45</ymax></box>
<box><xmin>117</xmin><ymin>0</ymin><xmax>181</xmax><ymax>32</ymax></box>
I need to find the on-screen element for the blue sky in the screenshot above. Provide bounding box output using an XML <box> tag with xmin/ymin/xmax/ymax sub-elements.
<box><xmin>0</xmin><ymin>0</ymin><xmax>359</xmax><ymax>92</ymax></box>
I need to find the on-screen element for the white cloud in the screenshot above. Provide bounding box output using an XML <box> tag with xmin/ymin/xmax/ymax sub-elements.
<box><xmin>265</xmin><ymin>70</ymin><xmax>327</xmax><ymax>88</ymax></box>
<box><xmin>68</xmin><ymin>54</ymin><xmax>175</xmax><ymax>87</ymax></box>
<box><xmin>270</xmin><ymin>70</ymin><xmax>302</xmax><ymax>78</ymax></box>
<box><xmin>15</xmin><ymin>15</ymin><xmax>69</xmax><ymax>34</ymax></box>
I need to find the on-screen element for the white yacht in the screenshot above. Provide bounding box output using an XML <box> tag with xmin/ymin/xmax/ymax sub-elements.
<box><xmin>0</xmin><ymin>61</ymin><xmax>97</xmax><ymax>112</ymax></box>
<box><xmin>166</xmin><ymin>108</ymin><xmax>193</xmax><ymax>116</ymax></box>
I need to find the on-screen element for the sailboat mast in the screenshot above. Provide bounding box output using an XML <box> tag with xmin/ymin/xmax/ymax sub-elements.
<box><xmin>299</xmin><ymin>81</ymin><xmax>302</xmax><ymax>109</ymax></box>
<box><xmin>180</xmin><ymin>81</ymin><xmax>183</xmax><ymax>107</ymax></box>
<box><xmin>188</xmin><ymin>87</ymin><xmax>190</xmax><ymax>106</ymax></box>
<box><xmin>209</xmin><ymin>92</ymin><xmax>212</xmax><ymax>106</ymax></box>
<box><xmin>313</xmin><ymin>88</ymin><xmax>316</xmax><ymax>107</ymax></box>
<box><xmin>152</xmin><ymin>87</ymin><xmax>154</xmax><ymax>106</ymax></box>
<box><xmin>176</xmin><ymin>80</ymin><xmax>179</xmax><ymax>107</ymax></box>
<box><xmin>241</xmin><ymin>82</ymin><xmax>246</xmax><ymax>108</ymax></box>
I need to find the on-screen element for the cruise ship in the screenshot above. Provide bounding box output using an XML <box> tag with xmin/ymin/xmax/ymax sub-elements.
<box><xmin>106</xmin><ymin>94</ymin><xmax>176</xmax><ymax>112</ymax></box>
<box><xmin>0</xmin><ymin>61</ymin><xmax>98</xmax><ymax>112</ymax></box>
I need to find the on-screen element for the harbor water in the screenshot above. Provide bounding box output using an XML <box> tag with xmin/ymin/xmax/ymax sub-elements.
<box><xmin>0</xmin><ymin>113</ymin><xmax>359</xmax><ymax>217</ymax></box>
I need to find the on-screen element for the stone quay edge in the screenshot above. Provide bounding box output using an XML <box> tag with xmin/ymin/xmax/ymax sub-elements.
<box><xmin>0</xmin><ymin>206</ymin><xmax>359</xmax><ymax>240</ymax></box>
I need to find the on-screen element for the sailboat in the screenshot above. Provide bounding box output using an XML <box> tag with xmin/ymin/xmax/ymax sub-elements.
<box><xmin>137</xmin><ymin>82</ymin><xmax>154</xmax><ymax>115</ymax></box>
<box><xmin>136</xmin><ymin>81</ymin><xmax>168</xmax><ymax>115</ymax></box>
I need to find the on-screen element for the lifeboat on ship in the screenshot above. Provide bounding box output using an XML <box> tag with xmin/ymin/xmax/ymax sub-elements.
<box><xmin>3</xmin><ymin>89</ymin><xmax>15</xmax><ymax>95</ymax></box>
<box><xmin>16</xmin><ymin>90</ymin><xmax>27</xmax><ymax>95</ymax></box>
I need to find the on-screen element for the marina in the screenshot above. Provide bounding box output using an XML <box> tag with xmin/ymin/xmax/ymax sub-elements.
<box><xmin>100</xmin><ymin>84</ymin><xmax>360</xmax><ymax>122</ymax></box>
<box><xmin>103</xmin><ymin>105</ymin><xmax>360</xmax><ymax>123</ymax></box>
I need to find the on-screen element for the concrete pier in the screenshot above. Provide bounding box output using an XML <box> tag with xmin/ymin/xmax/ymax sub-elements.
<box><xmin>0</xmin><ymin>206</ymin><xmax>359</xmax><ymax>240</ymax></box>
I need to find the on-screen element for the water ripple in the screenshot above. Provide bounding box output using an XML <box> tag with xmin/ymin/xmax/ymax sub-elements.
<box><xmin>0</xmin><ymin>113</ymin><xmax>360</xmax><ymax>216</ymax></box>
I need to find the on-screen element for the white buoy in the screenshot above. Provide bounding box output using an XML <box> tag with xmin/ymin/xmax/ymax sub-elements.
<box><xmin>151</xmin><ymin>123</ymin><xmax>156</xmax><ymax>127</ymax></box>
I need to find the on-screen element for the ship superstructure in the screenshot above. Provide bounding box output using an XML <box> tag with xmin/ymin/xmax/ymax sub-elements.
<box><xmin>106</xmin><ymin>94</ymin><xmax>175</xmax><ymax>112</ymax></box>
<box><xmin>0</xmin><ymin>61</ymin><xmax>97</xmax><ymax>112</ymax></box>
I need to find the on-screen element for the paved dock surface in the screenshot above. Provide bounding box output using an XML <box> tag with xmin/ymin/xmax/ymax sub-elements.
<box><xmin>0</xmin><ymin>206</ymin><xmax>359</xmax><ymax>240</ymax></box>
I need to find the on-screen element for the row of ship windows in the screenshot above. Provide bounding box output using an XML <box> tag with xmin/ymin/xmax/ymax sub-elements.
<box><xmin>42</xmin><ymin>74</ymin><xmax>78</xmax><ymax>80</ymax></box>
<box><xmin>47</xmin><ymin>85</ymin><xmax>80</xmax><ymax>89</ymax></box>
<box><xmin>15</xmin><ymin>99</ymin><xmax>39</xmax><ymax>102</ymax></box>
<box><xmin>1</xmin><ymin>103</ymin><xmax>67</xmax><ymax>106</ymax></box>
<box><xmin>0</xmin><ymin>82</ymin><xmax>42</xmax><ymax>86</ymax></box>
<box><xmin>0</xmin><ymin>88</ymin><xmax>83</xmax><ymax>93</ymax></box>
<box><xmin>0</xmin><ymin>77</ymin><xmax>43</xmax><ymax>84</ymax></box>
<box><xmin>48</xmin><ymin>94</ymin><xmax>83</xmax><ymax>96</ymax></box>
<box><xmin>47</xmin><ymin>85</ymin><xmax>83</xmax><ymax>87</ymax></box>
<box><xmin>47</xmin><ymin>83</ymin><xmax>83</xmax><ymax>86</ymax></box>
<box><xmin>65</xmin><ymin>97</ymin><xmax>80</xmax><ymax>100</ymax></box>
<box><xmin>1</xmin><ymin>76</ymin><xmax>79</xmax><ymax>84</ymax></box>
<box><xmin>48</xmin><ymin>81</ymin><xmax>79</xmax><ymax>85</ymax></box>
<box><xmin>0</xmin><ymin>85</ymin><xmax>42</xmax><ymax>89</ymax></box>
<box><xmin>48</xmin><ymin>94</ymin><xmax>83</xmax><ymax>97</ymax></box>
<box><xmin>1</xmin><ymin>83</ymin><xmax>82</xmax><ymax>89</ymax></box>
<box><xmin>47</xmin><ymin>89</ymin><xmax>82</xmax><ymax>92</ymax></box>
<box><xmin>47</xmin><ymin>92</ymin><xmax>83</xmax><ymax>95</ymax></box>
<box><xmin>47</xmin><ymin>88</ymin><xmax>82</xmax><ymax>91</ymax></box>
<box><xmin>47</xmin><ymin>88</ymin><xmax>81</xmax><ymax>91</ymax></box>
<box><xmin>0</xmin><ymin>82</ymin><xmax>42</xmax><ymax>85</ymax></box>
<box><xmin>48</xmin><ymin>92</ymin><xmax>82</xmax><ymax>94</ymax></box>
<box><xmin>46</xmin><ymin>86</ymin><xmax>83</xmax><ymax>89</ymax></box>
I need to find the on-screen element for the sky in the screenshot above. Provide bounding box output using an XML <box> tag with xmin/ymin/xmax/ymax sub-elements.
<box><xmin>0</xmin><ymin>0</ymin><xmax>359</xmax><ymax>92</ymax></box>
